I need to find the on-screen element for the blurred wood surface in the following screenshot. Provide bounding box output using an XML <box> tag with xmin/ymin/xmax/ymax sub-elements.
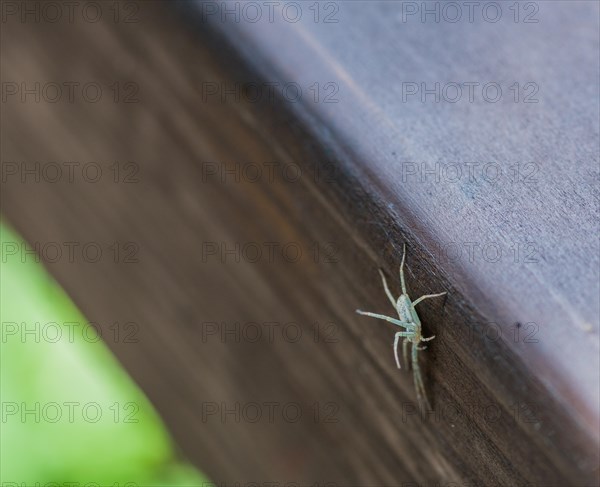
<box><xmin>1</xmin><ymin>1</ymin><xmax>598</xmax><ymax>486</ymax></box>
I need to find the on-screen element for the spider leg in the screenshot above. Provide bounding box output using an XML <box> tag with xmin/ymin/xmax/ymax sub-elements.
<box><xmin>412</xmin><ymin>343</ymin><xmax>432</xmax><ymax>410</ymax></box>
<box><xmin>355</xmin><ymin>310</ymin><xmax>412</xmax><ymax>329</ymax></box>
<box><xmin>422</xmin><ymin>335</ymin><xmax>436</xmax><ymax>342</ymax></box>
<box><xmin>394</xmin><ymin>331</ymin><xmax>412</xmax><ymax>369</ymax></box>
<box><xmin>399</xmin><ymin>243</ymin><xmax>407</xmax><ymax>295</ymax></box>
<box><xmin>413</xmin><ymin>292</ymin><xmax>447</xmax><ymax>307</ymax></box>
<box><xmin>402</xmin><ymin>338</ymin><xmax>409</xmax><ymax>370</ymax></box>
<box><xmin>378</xmin><ymin>269</ymin><xmax>397</xmax><ymax>308</ymax></box>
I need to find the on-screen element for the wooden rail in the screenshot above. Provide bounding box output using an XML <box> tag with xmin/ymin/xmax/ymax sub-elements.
<box><xmin>1</xmin><ymin>1</ymin><xmax>598</xmax><ymax>485</ymax></box>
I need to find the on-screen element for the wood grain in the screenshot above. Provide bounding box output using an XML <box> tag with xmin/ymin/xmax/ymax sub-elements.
<box><xmin>1</xmin><ymin>1</ymin><xmax>598</xmax><ymax>486</ymax></box>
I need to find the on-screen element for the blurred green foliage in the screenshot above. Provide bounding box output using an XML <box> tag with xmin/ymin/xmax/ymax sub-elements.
<box><xmin>0</xmin><ymin>221</ymin><xmax>207</xmax><ymax>486</ymax></box>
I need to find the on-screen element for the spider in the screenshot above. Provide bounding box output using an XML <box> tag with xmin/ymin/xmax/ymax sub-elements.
<box><xmin>356</xmin><ymin>244</ymin><xmax>447</xmax><ymax>409</ymax></box>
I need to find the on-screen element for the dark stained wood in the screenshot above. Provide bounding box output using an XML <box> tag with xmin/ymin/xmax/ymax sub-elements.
<box><xmin>1</xmin><ymin>1</ymin><xmax>598</xmax><ymax>486</ymax></box>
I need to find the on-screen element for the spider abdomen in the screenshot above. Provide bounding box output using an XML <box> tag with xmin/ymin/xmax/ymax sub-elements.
<box><xmin>396</xmin><ymin>295</ymin><xmax>414</xmax><ymax>323</ymax></box>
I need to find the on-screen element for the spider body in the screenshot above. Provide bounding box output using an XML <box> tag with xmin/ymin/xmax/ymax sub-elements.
<box><xmin>356</xmin><ymin>244</ymin><xmax>446</xmax><ymax>409</ymax></box>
